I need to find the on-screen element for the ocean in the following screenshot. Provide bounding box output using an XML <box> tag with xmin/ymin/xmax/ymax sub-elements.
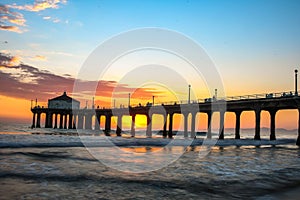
<box><xmin>0</xmin><ymin>122</ymin><xmax>300</xmax><ymax>199</ymax></box>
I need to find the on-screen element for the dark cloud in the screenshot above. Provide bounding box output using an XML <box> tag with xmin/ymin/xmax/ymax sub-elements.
<box><xmin>0</xmin><ymin>53</ymin><xmax>162</xmax><ymax>105</ymax></box>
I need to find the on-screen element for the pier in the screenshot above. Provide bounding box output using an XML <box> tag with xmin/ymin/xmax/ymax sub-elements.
<box><xmin>31</xmin><ymin>91</ymin><xmax>300</xmax><ymax>145</ymax></box>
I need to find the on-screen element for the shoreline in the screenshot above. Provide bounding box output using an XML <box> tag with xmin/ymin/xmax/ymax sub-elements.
<box><xmin>0</xmin><ymin>133</ymin><xmax>297</xmax><ymax>148</ymax></box>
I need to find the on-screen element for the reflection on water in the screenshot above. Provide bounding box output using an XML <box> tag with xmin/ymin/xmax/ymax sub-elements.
<box><xmin>1</xmin><ymin>143</ymin><xmax>300</xmax><ymax>199</ymax></box>
<box><xmin>0</xmin><ymin>123</ymin><xmax>300</xmax><ymax>199</ymax></box>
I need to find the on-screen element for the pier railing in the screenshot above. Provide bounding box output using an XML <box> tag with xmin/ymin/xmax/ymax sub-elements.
<box><xmin>32</xmin><ymin>90</ymin><xmax>299</xmax><ymax>109</ymax></box>
<box><xmin>150</xmin><ymin>90</ymin><xmax>299</xmax><ymax>106</ymax></box>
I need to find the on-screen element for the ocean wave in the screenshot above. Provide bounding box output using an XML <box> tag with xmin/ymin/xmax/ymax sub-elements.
<box><xmin>0</xmin><ymin>134</ymin><xmax>297</xmax><ymax>148</ymax></box>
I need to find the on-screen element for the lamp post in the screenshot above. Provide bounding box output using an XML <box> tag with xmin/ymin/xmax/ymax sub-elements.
<box><xmin>188</xmin><ymin>84</ymin><xmax>191</xmax><ymax>104</ymax></box>
<box><xmin>31</xmin><ymin>99</ymin><xmax>33</xmax><ymax>109</ymax></box>
<box><xmin>128</xmin><ymin>93</ymin><xmax>131</xmax><ymax>107</ymax></box>
<box><xmin>152</xmin><ymin>96</ymin><xmax>155</xmax><ymax>106</ymax></box>
<box><xmin>92</xmin><ymin>97</ymin><xmax>95</xmax><ymax>109</ymax></box>
<box><xmin>295</xmin><ymin>69</ymin><xmax>298</xmax><ymax>96</ymax></box>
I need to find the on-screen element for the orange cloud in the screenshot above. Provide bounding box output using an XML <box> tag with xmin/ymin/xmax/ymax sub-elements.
<box><xmin>0</xmin><ymin>5</ymin><xmax>26</xmax><ymax>33</ymax></box>
<box><xmin>9</xmin><ymin>0</ymin><xmax>67</xmax><ymax>12</ymax></box>
<box><xmin>0</xmin><ymin>25</ymin><xmax>23</xmax><ymax>33</ymax></box>
<box><xmin>1</xmin><ymin>1</ymin><xmax>66</xmax><ymax>34</ymax></box>
<box><xmin>5</xmin><ymin>55</ymin><xmax>21</xmax><ymax>66</ymax></box>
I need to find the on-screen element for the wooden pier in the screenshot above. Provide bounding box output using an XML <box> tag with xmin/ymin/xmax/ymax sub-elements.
<box><xmin>31</xmin><ymin>91</ymin><xmax>300</xmax><ymax>145</ymax></box>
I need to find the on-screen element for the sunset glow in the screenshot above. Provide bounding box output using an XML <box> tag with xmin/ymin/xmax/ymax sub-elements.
<box><xmin>0</xmin><ymin>0</ymin><xmax>300</xmax><ymax>130</ymax></box>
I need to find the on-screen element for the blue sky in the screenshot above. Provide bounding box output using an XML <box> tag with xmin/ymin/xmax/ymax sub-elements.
<box><xmin>1</xmin><ymin>0</ymin><xmax>300</xmax><ymax>94</ymax></box>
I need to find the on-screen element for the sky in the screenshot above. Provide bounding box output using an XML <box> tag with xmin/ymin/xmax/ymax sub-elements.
<box><xmin>0</xmin><ymin>0</ymin><xmax>300</xmax><ymax>129</ymax></box>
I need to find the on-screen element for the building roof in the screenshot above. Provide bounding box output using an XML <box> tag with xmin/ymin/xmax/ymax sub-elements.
<box><xmin>49</xmin><ymin>92</ymin><xmax>80</xmax><ymax>103</ymax></box>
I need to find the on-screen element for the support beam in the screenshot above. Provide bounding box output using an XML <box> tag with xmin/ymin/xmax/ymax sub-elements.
<box><xmin>95</xmin><ymin>114</ymin><xmax>100</xmax><ymax>130</ymax></box>
<box><xmin>163</xmin><ymin>114</ymin><xmax>167</xmax><ymax>138</ymax></box>
<box><xmin>45</xmin><ymin>112</ymin><xmax>52</xmax><ymax>128</ymax></box>
<box><xmin>269</xmin><ymin>110</ymin><xmax>277</xmax><ymax>140</ymax></box>
<box><xmin>235</xmin><ymin>111</ymin><xmax>241</xmax><ymax>139</ymax></box>
<box><xmin>59</xmin><ymin>114</ymin><xmax>63</xmax><ymax>129</ymax></box>
<box><xmin>131</xmin><ymin>115</ymin><xmax>136</xmax><ymax>137</ymax></box>
<box><xmin>146</xmin><ymin>114</ymin><xmax>152</xmax><ymax>137</ymax></box>
<box><xmin>254</xmin><ymin>109</ymin><xmax>261</xmax><ymax>140</ymax></box>
<box><xmin>49</xmin><ymin>113</ymin><xmax>53</xmax><ymax>128</ymax></box>
<box><xmin>31</xmin><ymin>113</ymin><xmax>36</xmax><ymax>128</ymax></box>
<box><xmin>73</xmin><ymin>115</ymin><xmax>77</xmax><ymax>129</ymax></box>
<box><xmin>64</xmin><ymin>114</ymin><xmax>67</xmax><ymax>129</ymax></box>
<box><xmin>191</xmin><ymin>112</ymin><xmax>196</xmax><ymax>138</ymax></box>
<box><xmin>183</xmin><ymin>113</ymin><xmax>188</xmax><ymax>138</ymax></box>
<box><xmin>77</xmin><ymin>114</ymin><xmax>83</xmax><ymax>129</ymax></box>
<box><xmin>64</xmin><ymin>114</ymin><xmax>68</xmax><ymax>129</ymax></box>
<box><xmin>297</xmin><ymin>109</ymin><xmax>300</xmax><ymax>146</ymax></box>
<box><xmin>54</xmin><ymin>113</ymin><xmax>57</xmax><ymax>129</ymax></box>
<box><xmin>168</xmin><ymin>113</ymin><xmax>174</xmax><ymax>138</ymax></box>
<box><xmin>36</xmin><ymin>113</ymin><xmax>41</xmax><ymax>128</ymax></box>
<box><xmin>68</xmin><ymin>114</ymin><xmax>73</xmax><ymax>129</ymax></box>
<box><xmin>85</xmin><ymin>114</ymin><xmax>92</xmax><ymax>130</ymax></box>
<box><xmin>116</xmin><ymin>115</ymin><xmax>122</xmax><ymax>136</ymax></box>
<box><xmin>219</xmin><ymin>111</ymin><xmax>225</xmax><ymax>140</ymax></box>
<box><xmin>45</xmin><ymin>112</ymin><xmax>49</xmax><ymax>128</ymax></box>
<box><xmin>207</xmin><ymin>112</ymin><xmax>212</xmax><ymax>139</ymax></box>
<box><xmin>105</xmin><ymin>115</ymin><xmax>111</xmax><ymax>135</ymax></box>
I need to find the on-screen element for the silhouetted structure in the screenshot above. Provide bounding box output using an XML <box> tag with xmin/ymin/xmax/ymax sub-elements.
<box><xmin>32</xmin><ymin>92</ymin><xmax>79</xmax><ymax>129</ymax></box>
<box><xmin>31</xmin><ymin>91</ymin><xmax>300</xmax><ymax>145</ymax></box>
<box><xmin>48</xmin><ymin>91</ymin><xmax>80</xmax><ymax>109</ymax></box>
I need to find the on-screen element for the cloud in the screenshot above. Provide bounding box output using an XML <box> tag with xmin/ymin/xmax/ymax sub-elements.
<box><xmin>0</xmin><ymin>4</ymin><xmax>26</xmax><ymax>33</ymax></box>
<box><xmin>0</xmin><ymin>54</ymin><xmax>21</xmax><ymax>67</ymax></box>
<box><xmin>0</xmin><ymin>1</ymin><xmax>67</xmax><ymax>33</ymax></box>
<box><xmin>8</xmin><ymin>56</ymin><xmax>21</xmax><ymax>66</ymax></box>
<box><xmin>31</xmin><ymin>55</ymin><xmax>47</xmax><ymax>61</ymax></box>
<box><xmin>0</xmin><ymin>25</ymin><xmax>22</xmax><ymax>33</ymax></box>
<box><xmin>0</xmin><ymin>53</ymin><xmax>163</xmax><ymax>107</ymax></box>
<box><xmin>9</xmin><ymin>0</ymin><xmax>67</xmax><ymax>12</ymax></box>
<box><xmin>42</xmin><ymin>15</ymin><xmax>61</xmax><ymax>23</ymax></box>
<box><xmin>43</xmin><ymin>16</ymin><xmax>51</xmax><ymax>20</ymax></box>
<box><xmin>52</xmin><ymin>18</ymin><xmax>60</xmax><ymax>23</ymax></box>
